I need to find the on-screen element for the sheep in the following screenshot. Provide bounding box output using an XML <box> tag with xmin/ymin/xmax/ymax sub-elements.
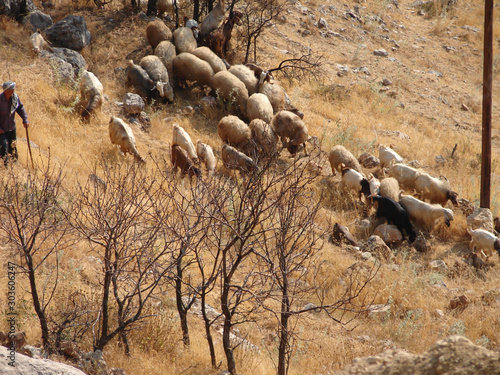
<box><xmin>388</xmin><ymin>161</ymin><xmax>421</xmax><ymax>191</ymax></box>
<box><xmin>158</xmin><ymin>0</ymin><xmax>183</xmax><ymax>18</ymax></box>
<box><xmin>196</xmin><ymin>140</ymin><xmax>216</xmax><ymax>175</ymax></box>
<box><xmin>221</xmin><ymin>144</ymin><xmax>259</xmax><ymax>174</ymax></box>
<box><xmin>328</xmin><ymin>145</ymin><xmax>363</xmax><ymax>175</ymax></box>
<box><xmin>139</xmin><ymin>55</ymin><xmax>174</xmax><ymax>102</ymax></box>
<box><xmin>154</xmin><ymin>40</ymin><xmax>176</xmax><ymax>85</ymax></box>
<box><xmin>200</xmin><ymin>0</ymin><xmax>225</xmax><ymax>36</ymax></box>
<box><xmin>378</xmin><ymin>177</ymin><xmax>400</xmax><ymax>201</ymax></box>
<box><xmin>259</xmin><ymin>79</ymin><xmax>286</xmax><ymax>114</ymax></box>
<box><xmin>414</xmin><ymin>173</ymin><xmax>459</xmax><ymax>207</ymax></box>
<box><xmin>210</xmin><ymin>70</ymin><xmax>248</xmax><ymax>114</ymax></box>
<box><xmin>191</xmin><ymin>46</ymin><xmax>227</xmax><ymax>73</ymax></box>
<box><xmin>378</xmin><ymin>145</ymin><xmax>403</xmax><ymax>173</ymax></box>
<box><xmin>246</xmin><ymin>93</ymin><xmax>273</xmax><ymax>123</ymax></box>
<box><xmin>339</xmin><ymin>164</ymin><xmax>371</xmax><ymax>201</ymax></box>
<box><xmin>146</xmin><ymin>19</ymin><xmax>173</xmax><ymax>50</ymax></box>
<box><xmin>125</xmin><ymin>60</ymin><xmax>162</xmax><ymax>102</ymax></box>
<box><xmin>172</xmin><ymin>52</ymin><xmax>214</xmax><ymax>88</ymax></box>
<box><xmin>79</xmin><ymin>70</ymin><xmax>104</xmax><ymax>121</ymax></box>
<box><xmin>367</xmin><ymin>173</ymin><xmax>381</xmax><ymax>197</ymax></box>
<box><xmin>468</xmin><ymin>228</ymin><xmax>500</xmax><ymax>260</ymax></box>
<box><xmin>228</xmin><ymin>64</ymin><xmax>259</xmax><ymax>95</ymax></box>
<box><xmin>172</xmin><ymin>26</ymin><xmax>197</xmax><ymax>54</ymax></box>
<box><xmin>371</xmin><ymin>195</ymin><xmax>416</xmax><ymax>243</ymax></box>
<box><xmin>218</xmin><ymin>115</ymin><xmax>252</xmax><ymax>151</ymax></box>
<box><xmin>108</xmin><ymin>116</ymin><xmax>144</xmax><ymax>163</ymax></box>
<box><xmin>270</xmin><ymin>110</ymin><xmax>309</xmax><ymax>156</ymax></box>
<box><xmin>249</xmin><ymin>118</ymin><xmax>278</xmax><ymax>158</ymax></box>
<box><xmin>30</xmin><ymin>32</ymin><xmax>53</xmax><ymax>55</ymax></box>
<box><xmin>399</xmin><ymin>194</ymin><xmax>454</xmax><ymax>231</ymax></box>
<box><xmin>206</xmin><ymin>10</ymin><xmax>243</xmax><ymax>58</ymax></box>
<box><xmin>172</xmin><ymin>123</ymin><xmax>198</xmax><ymax>162</ymax></box>
<box><xmin>171</xmin><ymin>144</ymin><xmax>201</xmax><ymax>180</ymax></box>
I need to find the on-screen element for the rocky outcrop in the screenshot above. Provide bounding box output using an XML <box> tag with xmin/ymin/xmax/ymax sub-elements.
<box><xmin>22</xmin><ymin>10</ymin><xmax>52</xmax><ymax>31</ymax></box>
<box><xmin>341</xmin><ymin>335</ymin><xmax>500</xmax><ymax>375</ymax></box>
<box><xmin>0</xmin><ymin>0</ymin><xmax>37</xmax><ymax>20</ymax></box>
<box><xmin>0</xmin><ymin>345</ymin><xmax>85</xmax><ymax>374</ymax></box>
<box><xmin>45</xmin><ymin>15</ymin><xmax>91</xmax><ymax>51</ymax></box>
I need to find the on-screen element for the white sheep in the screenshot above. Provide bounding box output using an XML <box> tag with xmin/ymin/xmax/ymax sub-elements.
<box><xmin>388</xmin><ymin>161</ymin><xmax>421</xmax><ymax>191</ymax></box>
<box><xmin>271</xmin><ymin>110</ymin><xmax>309</xmax><ymax>156</ymax></box>
<box><xmin>140</xmin><ymin>55</ymin><xmax>174</xmax><ymax>101</ymax></box>
<box><xmin>146</xmin><ymin>19</ymin><xmax>172</xmax><ymax>50</ymax></box>
<box><xmin>172</xmin><ymin>124</ymin><xmax>198</xmax><ymax>162</ymax></box>
<box><xmin>399</xmin><ymin>194</ymin><xmax>454</xmax><ymax>230</ymax></box>
<box><xmin>221</xmin><ymin>144</ymin><xmax>259</xmax><ymax>175</ymax></box>
<box><xmin>249</xmin><ymin>119</ymin><xmax>278</xmax><ymax>157</ymax></box>
<box><xmin>218</xmin><ymin>115</ymin><xmax>252</xmax><ymax>150</ymax></box>
<box><xmin>172</xmin><ymin>26</ymin><xmax>197</xmax><ymax>54</ymax></box>
<box><xmin>339</xmin><ymin>165</ymin><xmax>371</xmax><ymax>200</ymax></box>
<box><xmin>378</xmin><ymin>177</ymin><xmax>400</xmax><ymax>201</ymax></box>
<box><xmin>109</xmin><ymin>116</ymin><xmax>144</xmax><ymax>163</ymax></box>
<box><xmin>367</xmin><ymin>173</ymin><xmax>381</xmax><ymax>197</ymax></box>
<box><xmin>228</xmin><ymin>64</ymin><xmax>259</xmax><ymax>96</ymax></box>
<box><xmin>154</xmin><ymin>40</ymin><xmax>176</xmax><ymax>84</ymax></box>
<box><xmin>246</xmin><ymin>93</ymin><xmax>273</xmax><ymax>123</ymax></box>
<box><xmin>328</xmin><ymin>145</ymin><xmax>362</xmax><ymax>175</ymax></box>
<box><xmin>30</xmin><ymin>32</ymin><xmax>53</xmax><ymax>55</ymax></box>
<box><xmin>378</xmin><ymin>145</ymin><xmax>403</xmax><ymax>173</ymax></box>
<box><xmin>173</xmin><ymin>52</ymin><xmax>214</xmax><ymax>87</ymax></box>
<box><xmin>210</xmin><ymin>70</ymin><xmax>249</xmax><ymax>114</ymax></box>
<box><xmin>414</xmin><ymin>173</ymin><xmax>458</xmax><ymax>207</ymax></box>
<box><xmin>259</xmin><ymin>78</ymin><xmax>286</xmax><ymax>114</ymax></box>
<box><xmin>79</xmin><ymin>70</ymin><xmax>104</xmax><ymax>121</ymax></box>
<box><xmin>191</xmin><ymin>46</ymin><xmax>227</xmax><ymax>73</ymax></box>
<box><xmin>468</xmin><ymin>228</ymin><xmax>500</xmax><ymax>259</ymax></box>
<box><xmin>200</xmin><ymin>0</ymin><xmax>225</xmax><ymax>36</ymax></box>
<box><xmin>196</xmin><ymin>140</ymin><xmax>216</xmax><ymax>175</ymax></box>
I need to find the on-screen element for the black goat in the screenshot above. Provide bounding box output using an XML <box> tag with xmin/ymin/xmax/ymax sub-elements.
<box><xmin>372</xmin><ymin>195</ymin><xmax>416</xmax><ymax>243</ymax></box>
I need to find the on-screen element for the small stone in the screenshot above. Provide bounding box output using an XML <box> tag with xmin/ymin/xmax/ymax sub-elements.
<box><xmin>318</xmin><ymin>18</ymin><xmax>328</xmax><ymax>28</ymax></box>
<box><xmin>374</xmin><ymin>48</ymin><xmax>389</xmax><ymax>57</ymax></box>
<box><xmin>382</xmin><ymin>78</ymin><xmax>393</xmax><ymax>86</ymax></box>
<box><xmin>429</xmin><ymin>260</ymin><xmax>448</xmax><ymax>272</ymax></box>
<box><xmin>461</xmin><ymin>103</ymin><xmax>469</xmax><ymax>111</ymax></box>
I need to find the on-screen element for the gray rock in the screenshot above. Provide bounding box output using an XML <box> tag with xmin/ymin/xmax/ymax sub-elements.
<box><xmin>467</xmin><ymin>207</ymin><xmax>494</xmax><ymax>232</ymax></box>
<box><xmin>40</xmin><ymin>53</ymin><xmax>76</xmax><ymax>86</ymax></box>
<box><xmin>429</xmin><ymin>260</ymin><xmax>448</xmax><ymax>272</ymax></box>
<box><xmin>373</xmin><ymin>48</ymin><xmax>388</xmax><ymax>57</ymax></box>
<box><xmin>318</xmin><ymin>17</ymin><xmax>328</xmax><ymax>28</ymax></box>
<box><xmin>45</xmin><ymin>15</ymin><xmax>91</xmax><ymax>51</ymax></box>
<box><xmin>0</xmin><ymin>345</ymin><xmax>85</xmax><ymax>374</ymax></box>
<box><xmin>382</xmin><ymin>78</ymin><xmax>392</xmax><ymax>86</ymax></box>
<box><xmin>123</xmin><ymin>92</ymin><xmax>145</xmax><ymax>115</ymax></box>
<box><xmin>45</xmin><ymin>47</ymin><xmax>86</xmax><ymax>72</ymax></box>
<box><xmin>0</xmin><ymin>0</ymin><xmax>37</xmax><ymax>19</ymax></box>
<box><xmin>362</xmin><ymin>235</ymin><xmax>394</xmax><ymax>262</ymax></box>
<box><xmin>22</xmin><ymin>10</ymin><xmax>52</xmax><ymax>31</ymax></box>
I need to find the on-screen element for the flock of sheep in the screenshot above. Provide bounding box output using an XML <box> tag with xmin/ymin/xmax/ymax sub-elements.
<box><xmin>67</xmin><ymin>1</ymin><xmax>500</xmax><ymax>264</ymax></box>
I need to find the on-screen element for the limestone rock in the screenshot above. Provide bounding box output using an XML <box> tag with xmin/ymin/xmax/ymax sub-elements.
<box><xmin>0</xmin><ymin>345</ymin><xmax>85</xmax><ymax>374</ymax></box>
<box><xmin>0</xmin><ymin>0</ymin><xmax>37</xmax><ymax>20</ymax></box>
<box><xmin>341</xmin><ymin>335</ymin><xmax>500</xmax><ymax>374</ymax></box>
<box><xmin>374</xmin><ymin>224</ymin><xmax>403</xmax><ymax>244</ymax></box>
<box><xmin>361</xmin><ymin>235</ymin><xmax>394</xmax><ymax>262</ymax></box>
<box><xmin>467</xmin><ymin>207</ymin><xmax>494</xmax><ymax>232</ymax></box>
<box><xmin>22</xmin><ymin>10</ymin><xmax>52</xmax><ymax>31</ymax></box>
<box><xmin>123</xmin><ymin>92</ymin><xmax>145</xmax><ymax>115</ymax></box>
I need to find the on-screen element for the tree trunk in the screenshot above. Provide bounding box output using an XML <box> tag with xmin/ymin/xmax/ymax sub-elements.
<box><xmin>95</xmin><ymin>247</ymin><xmax>112</xmax><ymax>351</ymax></box>
<box><xmin>193</xmin><ymin>0</ymin><xmax>200</xmax><ymax>21</ymax></box>
<box><xmin>278</xmin><ymin>257</ymin><xmax>290</xmax><ymax>375</ymax></box>
<box><xmin>221</xmin><ymin>274</ymin><xmax>236</xmax><ymax>374</ymax></box>
<box><xmin>175</xmin><ymin>250</ymin><xmax>190</xmax><ymax>347</ymax></box>
<box><xmin>147</xmin><ymin>0</ymin><xmax>158</xmax><ymax>16</ymax></box>
<box><xmin>201</xmin><ymin>291</ymin><xmax>217</xmax><ymax>368</ymax></box>
<box><xmin>25</xmin><ymin>253</ymin><xmax>51</xmax><ymax>351</ymax></box>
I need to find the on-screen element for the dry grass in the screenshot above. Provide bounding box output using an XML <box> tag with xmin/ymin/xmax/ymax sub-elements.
<box><xmin>1</xmin><ymin>0</ymin><xmax>500</xmax><ymax>374</ymax></box>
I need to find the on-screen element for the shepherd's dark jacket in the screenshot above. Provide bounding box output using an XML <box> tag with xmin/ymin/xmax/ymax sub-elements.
<box><xmin>0</xmin><ymin>92</ymin><xmax>29</xmax><ymax>133</ymax></box>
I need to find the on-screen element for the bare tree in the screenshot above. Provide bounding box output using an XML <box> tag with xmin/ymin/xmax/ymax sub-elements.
<box><xmin>254</xmin><ymin>157</ymin><xmax>380</xmax><ymax>375</ymax></box>
<box><xmin>269</xmin><ymin>52</ymin><xmax>325</xmax><ymax>82</ymax></box>
<box><xmin>65</xmin><ymin>160</ymin><xmax>174</xmax><ymax>354</ymax></box>
<box><xmin>0</xmin><ymin>159</ymin><xmax>72</xmax><ymax>353</ymax></box>
<box><xmin>238</xmin><ymin>0</ymin><xmax>287</xmax><ymax>63</ymax></box>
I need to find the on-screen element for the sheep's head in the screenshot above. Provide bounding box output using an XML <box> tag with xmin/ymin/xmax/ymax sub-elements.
<box><xmin>448</xmin><ymin>191</ymin><xmax>459</xmax><ymax>206</ymax></box>
<box><xmin>443</xmin><ymin>208</ymin><xmax>454</xmax><ymax>227</ymax></box>
<box><xmin>494</xmin><ymin>238</ymin><xmax>500</xmax><ymax>253</ymax></box>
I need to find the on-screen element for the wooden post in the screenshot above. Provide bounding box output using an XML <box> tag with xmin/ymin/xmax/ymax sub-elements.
<box><xmin>481</xmin><ymin>0</ymin><xmax>493</xmax><ymax>208</ymax></box>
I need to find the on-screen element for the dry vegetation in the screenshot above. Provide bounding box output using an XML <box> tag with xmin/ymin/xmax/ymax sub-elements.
<box><xmin>1</xmin><ymin>0</ymin><xmax>500</xmax><ymax>374</ymax></box>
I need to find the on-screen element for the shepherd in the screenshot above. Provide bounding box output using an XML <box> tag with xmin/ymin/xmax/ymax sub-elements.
<box><xmin>0</xmin><ymin>81</ymin><xmax>29</xmax><ymax>166</ymax></box>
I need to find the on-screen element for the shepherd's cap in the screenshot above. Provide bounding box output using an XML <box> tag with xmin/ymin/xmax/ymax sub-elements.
<box><xmin>2</xmin><ymin>81</ymin><xmax>16</xmax><ymax>91</ymax></box>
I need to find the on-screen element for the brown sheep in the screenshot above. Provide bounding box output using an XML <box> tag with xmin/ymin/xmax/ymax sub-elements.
<box><xmin>206</xmin><ymin>10</ymin><xmax>243</xmax><ymax>58</ymax></box>
<box><xmin>171</xmin><ymin>144</ymin><xmax>201</xmax><ymax>179</ymax></box>
<box><xmin>221</xmin><ymin>144</ymin><xmax>259</xmax><ymax>175</ymax></box>
<box><xmin>146</xmin><ymin>19</ymin><xmax>172</xmax><ymax>50</ymax></box>
<box><xmin>270</xmin><ymin>110</ymin><xmax>309</xmax><ymax>156</ymax></box>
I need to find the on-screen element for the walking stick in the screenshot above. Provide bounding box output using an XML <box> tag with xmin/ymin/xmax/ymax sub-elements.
<box><xmin>25</xmin><ymin>125</ymin><xmax>34</xmax><ymax>169</ymax></box>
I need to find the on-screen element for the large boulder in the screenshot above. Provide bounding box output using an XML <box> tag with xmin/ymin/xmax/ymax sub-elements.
<box><xmin>22</xmin><ymin>10</ymin><xmax>52</xmax><ymax>31</ymax></box>
<box><xmin>39</xmin><ymin>47</ymin><xmax>86</xmax><ymax>85</ymax></box>
<box><xmin>44</xmin><ymin>15</ymin><xmax>91</xmax><ymax>51</ymax></box>
<box><xmin>0</xmin><ymin>345</ymin><xmax>85</xmax><ymax>374</ymax></box>
<box><xmin>0</xmin><ymin>0</ymin><xmax>37</xmax><ymax>20</ymax></box>
<box><xmin>341</xmin><ymin>335</ymin><xmax>500</xmax><ymax>375</ymax></box>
